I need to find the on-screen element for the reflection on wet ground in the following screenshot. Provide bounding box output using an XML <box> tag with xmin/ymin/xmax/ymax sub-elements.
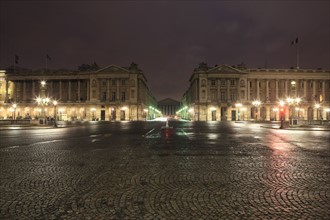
<box><xmin>0</xmin><ymin>121</ymin><xmax>329</xmax><ymax>219</ymax></box>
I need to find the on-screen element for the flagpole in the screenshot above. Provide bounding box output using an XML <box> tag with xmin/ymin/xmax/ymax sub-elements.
<box><xmin>45</xmin><ymin>55</ymin><xmax>48</xmax><ymax>71</ymax></box>
<box><xmin>296</xmin><ymin>43</ymin><xmax>299</xmax><ymax>69</ymax></box>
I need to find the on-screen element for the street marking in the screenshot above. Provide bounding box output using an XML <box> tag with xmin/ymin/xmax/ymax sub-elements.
<box><xmin>143</xmin><ymin>128</ymin><xmax>155</xmax><ymax>137</ymax></box>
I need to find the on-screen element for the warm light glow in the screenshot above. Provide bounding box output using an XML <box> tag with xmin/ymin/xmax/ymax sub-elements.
<box><xmin>273</xmin><ymin>108</ymin><xmax>279</xmax><ymax>112</ymax></box>
<box><xmin>315</xmin><ymin>104</ymin><xmax>320</xmax><ymax>109</ymax></box>
<box><xmin>241</xmin><ymin>107</ymin><xmax>247</xmax><ymax>111</ymax></box>
<box><xmin>41</xmin><ymin>80</ymin><xmax>46</xmax><ymax>87</ymax></box>
<box><xmin>143</xmin><ymin>108</ymin><xmax>148</xmax><ymax>112</ymax></box>
<box><xmin>59</xmin><ymin>108</ymin><xmax>65</xmax><ymax>113</ymax></box>
<box><xmin>252</xmin><ymin>100</ymin><xmax>261</xmax><ymax>106</ymax></box>
<box><xmin>188</xmin><ymin>108</ymin><xmax>194</xmax><ymax>113</ymax></box>
<box><xmin>210</xmin><ymin>106</ymin><xmax>216</xmax><ymax>111</ymax></box>
<box><xmin>121</xmin><ymin>106</ymin><xmax>128</xmax><ymax>110</ymax></box>
<box><xmin>53</xmin><ymin>100</ymin><xmax>58</xmax><ymax>106</ymax></box>
<box><xmin>279</xmin><ymin>100</ymin><xmax>285</xmax><ymax>107</ymax></box>
<box><xmin>235</xmin><ymin>103</ymin><xmax>242</xmax><ymax>108</ymax></box>
<box><xmin>291</xmin><ymin>81</ymin><xmax>296</xmax><ymax>85</ymax></box>
<box><xmin>12</xmin><ymin>103</ymin><xmax>17</xmax><ymax>109</ymax></box>
<box><xmin>90</xmin><ymin>108</ymin><xmax>96</xmax><ymax>112</ymax></box>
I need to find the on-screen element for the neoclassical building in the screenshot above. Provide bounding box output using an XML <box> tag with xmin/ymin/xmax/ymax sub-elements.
<box><xmin>180</xmin><ymin>63</ymin><xmax>330</xmax><ymax>122</ymax></box>
<box><xmin>0</xmin><ymin>63</ymin><xmax>159</xmax><ymax>121</ymax></box>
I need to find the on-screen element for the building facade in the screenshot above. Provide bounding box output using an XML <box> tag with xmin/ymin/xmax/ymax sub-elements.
<box><xmin>158</xmin><ymin>98</ymin><xmax>180</xmax><ymax>118</ymax></box>
<box><xmin>180</xmin><ymin>63</ymin><xmax>330</xmax><ymax>122</ymax></box>
<box><xmin>0</xmin><ymin>63</ymin><xmax>159</xmax><ymax>121</ymax></box>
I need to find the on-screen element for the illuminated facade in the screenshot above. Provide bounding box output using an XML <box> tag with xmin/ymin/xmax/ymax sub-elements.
<box><xmin>0</xmin><ymin>63</ymin><xmax>159</xmax><ymax>121</ymax></box>
<box><xmin>180</xmin><ymin>63</ymin><xmax>330</xmax><ymax>122</ymax></box>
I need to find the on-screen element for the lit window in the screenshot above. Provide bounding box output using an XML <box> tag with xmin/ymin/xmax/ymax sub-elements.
<box><xmin>211</xmin><ymin>80</ymin><xmax>216</xmax><ymax>86</ymax></box>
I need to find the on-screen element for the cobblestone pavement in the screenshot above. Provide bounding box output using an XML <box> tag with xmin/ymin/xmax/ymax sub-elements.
<box><xmin>0</xmin><ymin>121</ymin><xmax>329</xmax><ymax>219</ymax></box>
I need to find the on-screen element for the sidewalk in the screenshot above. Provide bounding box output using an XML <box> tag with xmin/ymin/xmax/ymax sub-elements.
<box><xmin>0</xmin><ymin>121</ymin><xmax>96</xmax><ymax>130</ymax></box>
<box><xmin>260</xmin><ymin>124</ymin><xmax>330</xmax><ymax>131</ymax></box>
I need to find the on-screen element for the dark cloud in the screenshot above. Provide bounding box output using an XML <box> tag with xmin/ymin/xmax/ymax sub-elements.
<box><xmin>1</xmin><ymin>1</ymin><xmax>329</xmax><ymax>101</ymax></box>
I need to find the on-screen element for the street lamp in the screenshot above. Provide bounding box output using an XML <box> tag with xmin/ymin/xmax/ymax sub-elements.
<box><xmin>315</xmin><ymin>104</ymin><xmax>320</xmax><ymax>120</ymax></box>
<box><xmin>325</xmin><ymin>108</ymin><xmax>330</xmax><ymax>121</ymax></box>
<box><xmin>279</xmin><ymin>100</ymin><xmax>285</xmax><ymax>129</ymax></box>
<box><xmin>36</xmin><ymin>96</ymin><xmax>51</xmax><ymax>124</ymax></box>
<box><xmin>235</xmin><ymin>103</ymin><xmax>242</xmax><ymax>120</ymax></box>
<box><xmin>252</xmin><ymin>100</ymin><xmax>261</xmax><ymax>120</ymax></box>
<box><xmin>272</xmin><ymin>107</ymin><xmax>279</xmax><ymax>121</ymax></box>
<box><xmin>91</xmin><ymin>108</ymin><xmax>96</xmax><ymax>120</ymax></box>
<box><xmin>53</xmin><ymin>100</ymin><xmax>58</xmax><ymax>127</ymax></box>
<box><xmin>12</xmin><ymin>103</ymin><xmax>17</xmax><ymax>120</ymax></box>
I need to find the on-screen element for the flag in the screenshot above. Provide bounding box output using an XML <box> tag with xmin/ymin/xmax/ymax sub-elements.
<box><xmin>291</xmin><ymin>37</ymin><xmax>299</xmax><ymax>45</ymax></box>
<box><xmin>15</xmin><ymin>55</ymin><xmax>19</xmax><ymax>64</ymax></box>
<box><xmin>46</xmin><ymin>54</ymin><xmax>51</xmax><ymax>60</ymax></box>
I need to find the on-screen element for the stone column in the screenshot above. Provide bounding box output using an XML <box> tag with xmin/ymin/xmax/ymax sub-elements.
<box><xmin>107</xmin><ymin>79</ymin><xmax>110</xmax><ymax>102</ymax></box>
<box><xmin>313</xmin><ymin>81</ymin><xmax>317</xmax><ymax>101</ymax></box>
<box><xmin>217</xmin><ymin>79</ymin><xmax>221</xmax><ymax>101</ymax></box>
<box><xmin>117</xmin><ymin>80</ymin><xmax>120</xmax><ymax>100</ymax></box>
<box><xmin>87</xmin><ymin>80</ymin><xmax>90</xmax><ymax>101</ymax></box>
<box><xmin>275</xmin><ymin>80</ymin><xmax>279</xmax><ymax>100</ymax></box>
<box><xmin>32</xmin><ymin>81</ymin><xmax>35</xmax><ymax>99</ymax></box>
<box><xmin>51</xmin><ymin>81</ymin><xmax>54</xmax><ymax>97</ymax></box>
<box><xmin>247</xmin><ymin>80</ymin><xmax>250</xmax><ymax>101</ymax></box>
<box><xmin>322</xmin><ymin>81</ymin><xmax>326</xmax><ymax>102</ymax></box>
<box><xmin>59</xmin><ymin>81</ymin><xmax>62</xmax><ymax>100</ymax></box>
<box><xmin>256</xmin><ymin>79</ymin><xmax>260</xmax><ymax>100</ymax></box>
<box><xmin>68</xmin><ymin>81</ymin><xmax>71</xmax><ymax>101</ymax></box>
<box><xmin>295</xmin><ymin>80</ymin><xmax>299</xmax><ymax>97</ymax></box>
<box><xmin>5</xmin><ymin>80</ymin><xmax>9</xmax><ymax>102</ymax></box>
<box><xmin>285</xmin><ymin>80</ymin><xmax>288</xmax><ymax>96</ymax></box>
<box><xmin>266</xmin><ymin>80</ymin><xmax>269</xmax><ymax>102</ymax></box>
<box><xmin>266</xmin><ymin>106</ymin><xmax>270</xmax><ymax>120</ymax></box>
<box><xmin>23</xmin><ymin>81</ymin><xmax>26</xmax><ymax>101</ymax></box>
<box><xmin>304</xmin><ymin>80</ymin><xmax>307</xmax><ymax>98</ymax></box>
<box><xmin>78</xmin><ymin>80</ymin><xmax>81</xmax><ymax>102</ymax></box>
<box><xmin>227</xmin><ymin>79</ymin><xmax>230</xmax><ymax>101</ymax></box>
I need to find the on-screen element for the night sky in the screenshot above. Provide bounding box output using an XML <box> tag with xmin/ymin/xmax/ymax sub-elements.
<box><xmin>0</xmin><ymin>1</ymin><xmax>329</xmax><ymax>101</ymax></box>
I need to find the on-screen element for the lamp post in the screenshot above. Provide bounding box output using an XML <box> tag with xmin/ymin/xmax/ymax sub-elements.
<box><xmin>279</xmin><ymin>100</ymin><xmax>285</xmax><ymax>129</ymax></box>
<box><xmin>36</xmin><ymin>96</ymin><xmax>50</xmax><ymax>124</ymax></box>
<box><xmin>12</xmin><ymin>103</ymin><xmax>17</xmax><ymax>120</ymax></box>
<box><xmin>252</xmin><ymin>100</ymin><xmax>261</xmax><ymax>121</ymax></box>
<box><xmin>53</xmin><ymin>100</ymin><xmax>58</xmax><ymax>127</ymax></box>
<box><xmin>272</xmin><ymin>107</ymin><xmax>279</xmax><ymax>121</ymax></box>
<box><xmin>235</xmin><ymin>103</ymin><xmax>242</xmax><ymax>121</ymax></box>
<box><xmin>315</xmin><ymin>104</ymin><xmax>321</xmax><ymax>124</ymax></box>
<box><xmin>241</xmin><ymin>107</ymin><xmax>246</xmax><ymax>121</ymax></box>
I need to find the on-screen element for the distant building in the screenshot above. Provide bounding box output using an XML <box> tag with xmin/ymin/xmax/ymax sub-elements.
<box><xmin>0</xmin><ymin>63</ymin><xmax>160</xmax><ymax>121</ymax></box>
<box><xmin>158</xmin><ymin>98</ymin><xmax>180</xmax><ymax>118</ymax></box>
<box><xmin>179</xmin><ymin>63</ymin><xmax>330</xmax><ymax>122</ymax></box>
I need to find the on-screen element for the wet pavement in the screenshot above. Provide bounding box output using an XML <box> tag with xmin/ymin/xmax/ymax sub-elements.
<box><xmin>0</xmin><ymin>121</ymin><xmax>329</xmax><ymax>219</ymax></box>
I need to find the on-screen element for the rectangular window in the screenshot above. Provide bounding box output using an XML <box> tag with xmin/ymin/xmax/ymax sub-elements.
<box><xmin>111</xmin><ymin>92</ymin><xmax>116</xmax><ymax>101</ymax></box>
<box><xmin>121</xmin><ymin>80</ymin><xmax>126</xmax><ymax>86</ymax></box>
<box><xmin>221</xmin><ymin>80</ymin><xmax>226</xmax><ymax>86</ymax></box>
<box><xmin>230</xmin><ymin>80</ymin><xmax>235</xmax><ymax>86</ymax></box>
<box><xmin>112</xmin><ymin>80</ymin><xmax>116</xmax><ymax>86</ymax></box>
<box><xmin>211</xmin><ymin>80</ymin><xmax>216</xmax><ymax>86</ymax></box>
<box><xmin>102</xmin><ymin>92</ymin><xmax>106</xmax><ymax>101</ymax></box>
<box><xmin>221</xmin><ymin>91</ymin><xmax>226</xmax><ymax>101</ymax></box>
<box><xmin>211</xmin><ymin>90</ymin><xmax>216</xmax><ymax>100</ymax></box>
<box><xmin>102</xmin><ymin>81</ymin><xmax>107</xmax><ymax>86</ymax></box>
<box><xmin>230</xmin><ymin>92</ymin><xmax>236</xmax><ymax>101</ymax></box>
<box><xmin>121</xmin><ymin>92</ymin><xmax>126</xmax><ymax>101</ymax></box>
